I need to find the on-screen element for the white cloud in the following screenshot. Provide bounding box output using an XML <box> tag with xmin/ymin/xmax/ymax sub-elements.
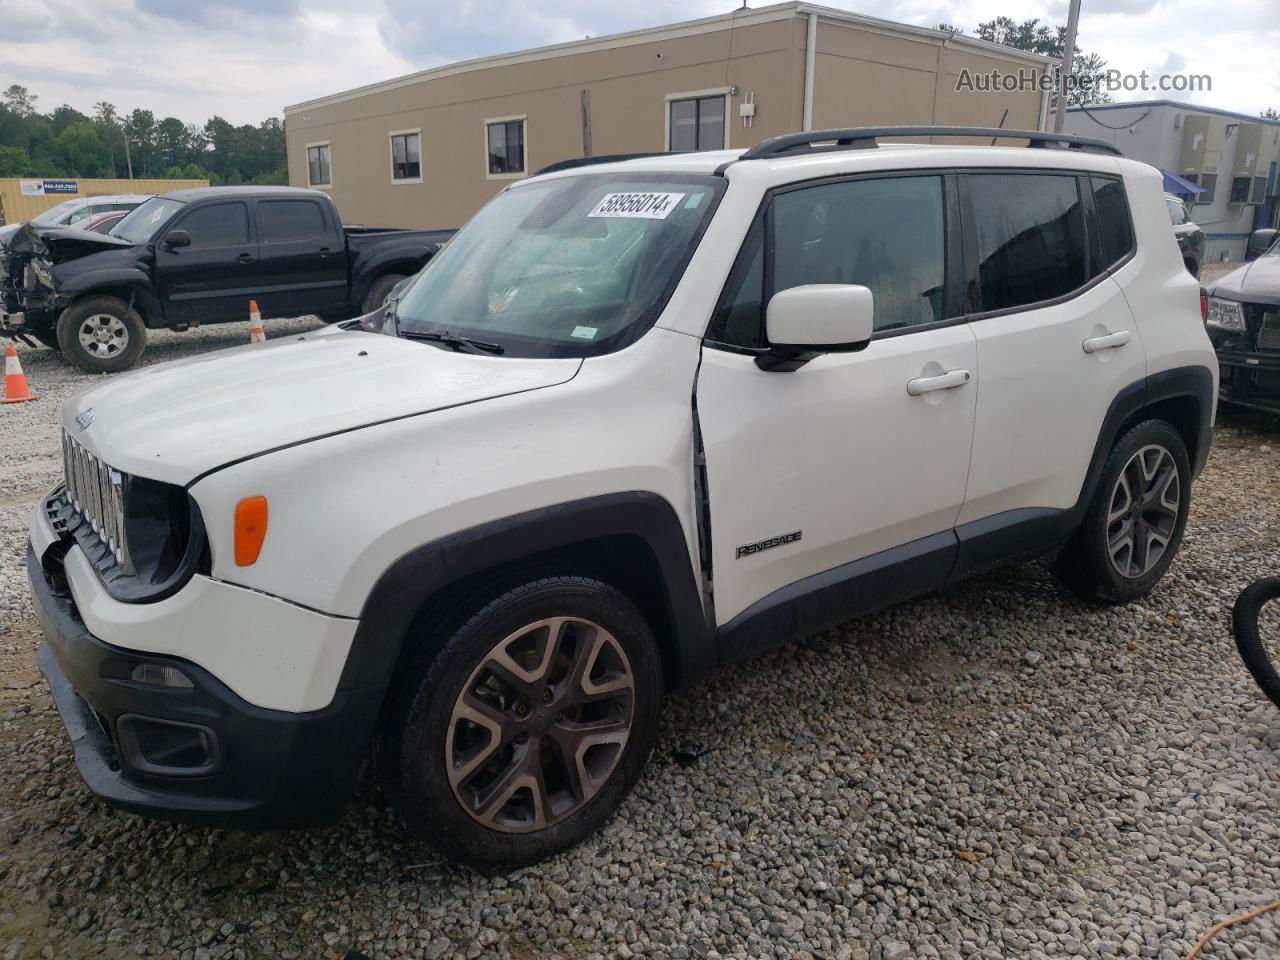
<box><xmin>0</xmin><ymin>0</ymin><xmax>1275</xmax><ymax>124</ymax></box>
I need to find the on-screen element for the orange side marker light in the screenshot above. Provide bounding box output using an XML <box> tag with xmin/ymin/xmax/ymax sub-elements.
<box><xmin>234</xmin><ymin>496</ymin><xmax>269</xmax><ymax>566</ymax></box>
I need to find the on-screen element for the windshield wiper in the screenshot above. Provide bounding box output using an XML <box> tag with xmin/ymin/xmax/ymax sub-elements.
<box><xmin>399</xmin><ymin>329</ymin><xmax>505</xmax><ymax>355</ymax></box>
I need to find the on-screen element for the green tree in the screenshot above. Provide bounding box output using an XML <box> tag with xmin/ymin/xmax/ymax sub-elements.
<box><xmin>0</xmin><ymin>144</ymin><xmax>27</xmax><ymax>176</ymax></box>
<box><xmin>958</xmin><ymin>17</ymin><xmax>1113</xmax><ymax>106</ymax></box>
<box><xmin>54</xmin><ymin>123</ymin><xmax>108</xmax><ymax>176</ymax></box>
<box><xmin>1264</xmin><ymin>108</ymin><xmax>1280</xmax><ymax>121</ymax></box>
<box><xmin>3</xmin><ymin>85</ymin><xmax>37</xmax><ymax>117</ymax></box>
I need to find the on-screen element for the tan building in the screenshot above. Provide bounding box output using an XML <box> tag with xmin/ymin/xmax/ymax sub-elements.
<box><xmin>283</xmin><ymin>2</ymin><xmax>1054</xmax><ymax>228</ymax></box>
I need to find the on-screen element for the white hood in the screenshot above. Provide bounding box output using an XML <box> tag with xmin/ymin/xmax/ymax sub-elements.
<box><xmin>62</xmin><ymin>330</ymin><xmax>581</xmax><ymax>485</ymax></box>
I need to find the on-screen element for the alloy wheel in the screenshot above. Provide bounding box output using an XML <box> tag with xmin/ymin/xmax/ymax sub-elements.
<box><xmin>78</xmin><ymin>314</ymin><xmax>129</xmax><ymax>359</ymax></box>
<box><xmin>446</xmin><ymin>617</ymin><xmax>635</xmax><ymax>833</ymax></box>
<box><xmin>1106</xmin><ymin>443</ymin><xmax>1180</xmax><ymax>579</ymax></box>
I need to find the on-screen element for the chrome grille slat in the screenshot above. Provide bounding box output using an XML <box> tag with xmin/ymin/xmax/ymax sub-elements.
<box><xmin>60</xmin><ymin>429</ymin><xmax>132</xmax><ymax>575</ymax></box>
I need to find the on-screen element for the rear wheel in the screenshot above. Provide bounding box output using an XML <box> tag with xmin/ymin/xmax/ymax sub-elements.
<box><xmin>56</xmin><ymin>296</ymin><xmax>146</xmax><ymax>374</ymax></box>
<box><xmin>1054</xmin><ymin>420</ymin><xmax>1191</xmax><ymax>603</ymax></box>
<box><xmin>1234</xmin><ymin>577</ymin><xmax>1280</xmax><ymax>709</ymax></box>
<box><xmin>378</xmin><ymin>576</ymin><xmax>662</xmax><ymax>869</ymax></box>
<box><xmin>361</xmin><ymin>273</ymin><xmax>407</xmax><ymax>315</ymax></box>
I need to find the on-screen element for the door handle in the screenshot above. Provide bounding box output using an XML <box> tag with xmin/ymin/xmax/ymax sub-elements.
<box><xmin>318</xmin><ymin>247</ymin><xmax>334</xmax><ymax>258</ymax></box>
<box><xmin>236</xmin><ymin>253</ymin><xmax>255</xmax><ymax>264</ymax></box>
<box><xmin>906</xmin><ymin>369</ymin><xmax>971</xmax><ymax>396</ymax></box>
<box><xmin>1082</xmin><ymin>330</ymin><xmax>1131</xmax><ymax>354</ymax></box>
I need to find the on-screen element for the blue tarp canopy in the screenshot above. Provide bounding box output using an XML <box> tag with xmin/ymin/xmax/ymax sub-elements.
<box><xmin>1162</xmin><ymin>170</ymin><xmax>1205</xmax><ymax>195</ymax></box>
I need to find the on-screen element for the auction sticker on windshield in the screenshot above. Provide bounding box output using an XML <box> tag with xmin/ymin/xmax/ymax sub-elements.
<box><xmin>589</xmin><ymin>192</ymin><xmax>686</xmax><ymax>220</ymax></box>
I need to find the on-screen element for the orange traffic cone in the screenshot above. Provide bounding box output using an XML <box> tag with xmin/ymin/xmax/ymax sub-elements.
<box><xmin>2</xmin><ymin>344</ymin><xmax>36</xmax><ymax>404</ymax></box>
<box><xmin>248</xmin><ymin>300</ymin><xmax>265</xmax><ymax>344</ymax></box>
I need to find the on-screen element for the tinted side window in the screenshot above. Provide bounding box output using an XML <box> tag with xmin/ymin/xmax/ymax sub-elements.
<box><xmin>773</xmin><ymin>176</ymin><xmax>946</xmax><ymax>333</ymax></box>
<box><xmin>259</xmin><ymin>200</ymin><xmax>327</xmax><ymax>243</ymax></box>
<box><xmin>1091</xmin><ymin>177</ymin><xmax>1135</xmax><ymax>272</ymax></box>
<box><xmin>178</xmin><ymin>202</ymin><xmax>249</xmax><ymax>247</ymax></box>
<box><xmin>966</xmin><ymin>174</ymin><xmax>1086</xmax><ymax>312</ymax></box>
<box><xmin>710</xmin><ymin>228</ymin><xmax>764</xmax><ymax>347</ymax></box>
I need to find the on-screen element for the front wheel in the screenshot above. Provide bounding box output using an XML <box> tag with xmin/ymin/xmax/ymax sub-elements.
<box><xmin>378</xmin><ymin>576</ymin><xmax>663</xmax><ymax>869</ymax></box>
<box><xmin>361</xmin><ymin>273</ymin><xmax>407</xmax><ymax>315</ymax></box>
<box><xmin>56</xmin><ymin>296</ymin><xmax>147</xmax><ymax>374</ymax></box>
<box><xmin>1054</xmin><ymin>419</ymin><xmax>1191</xmax><ymax>603</ymax></box>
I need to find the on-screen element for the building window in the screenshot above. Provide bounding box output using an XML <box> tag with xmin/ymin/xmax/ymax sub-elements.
<box><xmin>667</xmin><ymin>93</ymin><xmax>726</xmax><ymax>152</ymax></box>
<box><xmin>1231</xmin><ymin>176</ymin><xmax>1252</xmax><ymax>204</ymax></box>
<box><xmin>390</xmin><ymin>131</ymin><xmax>421</xmax><ymax>182</ymax></box>
<box><xmin>1253</xmin><ymin>176</ymin><xmax>1269</xmax><ymax>204</ymax></box>
<box><xmin>306</xmin><ymin>143</ymin><xmax>331</xmax><ymax>187</ymax></box>
<box><xmin>486</xmin><ymin>117</ymin><xmax>526</xmax><ymax>177</ymax></box>
<box><xmin>1193</xmin><ymin>173</ymin><xmax>1217</xmax><ymax>206</ymax></box>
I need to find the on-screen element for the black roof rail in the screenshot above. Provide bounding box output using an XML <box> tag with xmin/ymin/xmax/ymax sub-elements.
<box><xmin>535</xmin><ymin>153</ymin><xmax>669</xmax><ymax>175</ymax></box>
<box><xmin>739</xmin><ymin>126</ymin><xmax>1123</xmax><ymax>160</ymax></box>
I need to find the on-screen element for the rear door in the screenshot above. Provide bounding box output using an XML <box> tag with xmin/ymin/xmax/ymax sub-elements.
<box><xmin>696</xmin><ymin>172</ymin><xmax>978</xmax><ymax>639</ymax></box>
<box><xmin>955</xmin><ymin>171</ymin><xmax>1145</xmax><ymax>553</ymax></box>
<box><xmin>154</xmin><ymin>199</ymin><xmax>258</xmax><ymax>326</ymax></box>
<box><xmin>252</xmin><ymin>197</ymin><xmax>348</xmax><ymax>318</ymax></box>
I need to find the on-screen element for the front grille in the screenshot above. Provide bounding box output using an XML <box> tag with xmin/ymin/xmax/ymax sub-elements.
<box><xmin>61</xmin><ymin>430</ymin><xmax>132</xmax><ymax>574</ymax></box>
<box><xmin>1257</xmin><ymin>308</ymin><xmax>1280</xmax><ymax>352</ymax></box>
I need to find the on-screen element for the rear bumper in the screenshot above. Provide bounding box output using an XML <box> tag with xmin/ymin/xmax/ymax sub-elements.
<box><xmin>29</xmin><ymin>542</ymin><xmax>381</xmax><ymax>829</ymax></box>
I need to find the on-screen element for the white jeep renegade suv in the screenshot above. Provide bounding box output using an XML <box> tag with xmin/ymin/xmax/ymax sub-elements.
<box><xmin>29</xmin><ymin>127</ymin><xmax>1217</xmax><ymax>867</ymax></box>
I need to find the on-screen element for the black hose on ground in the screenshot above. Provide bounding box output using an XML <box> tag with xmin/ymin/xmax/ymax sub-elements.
<box><xmin>1232</xmin><ymin>576</ymin><xmax>1280</xmax><ymax>710</ymax></box>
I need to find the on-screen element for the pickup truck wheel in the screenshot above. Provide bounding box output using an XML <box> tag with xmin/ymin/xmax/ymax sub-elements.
<box><xmin>56</xmin><ymin>296</ymin><xmax>146</xmax><ymax>374</ymax></box>
<box><xmin>1053</xmin><ymin>420</ymin><xmax>1190</xmax><ymax>603</ymax></box>
<box><xmin>379</xmin><ymin>576</ymin><xmax>662</xmax><ymax>869</ymax></box>
<box><xmin>361</xmin><ymin>273</ymin><xmax>407</xmax><ymax>315</ymax></box>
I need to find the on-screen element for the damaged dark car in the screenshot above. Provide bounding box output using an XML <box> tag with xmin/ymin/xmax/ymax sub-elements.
<box><xmin>1206</xmin><ymin>227</ymin><xmax>1280</xmax><ymax>412</ymax></box>
<box><xmin>2</xmin><ymin>186</ymin><xmax>453</xmax><ymax>373</ymax></box>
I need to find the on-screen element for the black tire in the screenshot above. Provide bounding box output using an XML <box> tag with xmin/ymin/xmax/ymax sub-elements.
<box><xmin>378</xmin><ymin>575</ymin><xmax>663</xmax><ymax>869</ymax></box>
<box><xmin>1233</xmin><ymin>577</ymin><xmax>1280</xmax><ymax>709</ymax></box>
<box><xmin>1053</xmin><ymin>419</ymin><xmax>1191</xmax><ymax>603</ymax></box>
<box><xmin>56</xmin><ymin>295</ymin><xmax>147</xmax><ymax>374</ymax></box>
<box><xmin>361</xmin><ymin>273</ymin><xmax>407</xmax><ymax>315</ymax></box>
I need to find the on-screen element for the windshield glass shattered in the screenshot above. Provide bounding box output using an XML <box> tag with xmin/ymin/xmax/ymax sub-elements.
<box><xmin>393</xmin><ymin>173</ymin><xmax>723</xmax><ymax>358</ymax></box>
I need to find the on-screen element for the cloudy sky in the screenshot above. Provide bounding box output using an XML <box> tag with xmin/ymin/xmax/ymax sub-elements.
<box><xmin>0</xmin><ymin>0</ymin><xmax>1277</xmax><ymax>125</ymax></box>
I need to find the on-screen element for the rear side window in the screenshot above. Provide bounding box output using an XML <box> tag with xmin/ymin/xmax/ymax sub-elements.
<box><xmin>965</xmin><ymin>173</ymin><xmax>1086</xmax><ymax>313</ymax></box>
<box><xmin>178</xmin><ymin>202</ymin><xmax>249</xmax><ymax>247</ymax></box>
<box><xmin>259</xmin><ymin>200</ymin><xmax>327</xmax><ymax>243</ymax></box>
<box><xmin>1090</xmin><ymin>177</ymin><xmax>1135</xmax><ymax>272</ymax></box>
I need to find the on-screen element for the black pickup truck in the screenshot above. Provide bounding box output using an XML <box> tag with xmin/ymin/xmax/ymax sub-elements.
<box><xmin>1</xmin><ymin>186</ymin><xmax>453</xmax><ymax>372</ymax></box>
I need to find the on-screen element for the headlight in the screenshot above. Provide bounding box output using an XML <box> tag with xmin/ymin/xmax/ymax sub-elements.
<box><xmin>1206</xmin><ymin>297</ymin><xmax>1246</xmax><ymax>333</ymax></box>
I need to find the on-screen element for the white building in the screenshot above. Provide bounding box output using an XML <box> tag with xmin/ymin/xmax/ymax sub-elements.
<box><xmin>1066</xmin><ymin>100</ymin><xmax>1280</xmax><ymax>262</ymax></box>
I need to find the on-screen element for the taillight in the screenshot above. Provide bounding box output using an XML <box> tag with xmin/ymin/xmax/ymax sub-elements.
<box><xmin>1200</xmin><ymin>288</ymin><xmax>1209</xmax><ymax>323</ymax></box>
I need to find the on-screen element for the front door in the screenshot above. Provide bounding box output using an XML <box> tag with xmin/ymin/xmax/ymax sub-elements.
<box><xmin>154</xmin><ymin>200</ymin><xmax>257</xmax><ymax>326</ymax></box>
<box><xmin>696</xmin><ymin>173</ymin><xmax>978</xmax><ymax>642</ymax></box>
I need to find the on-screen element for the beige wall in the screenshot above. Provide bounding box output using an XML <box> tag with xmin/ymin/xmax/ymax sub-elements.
<box><xmin>285</xmin><ymin>14</ymin><xmax>1046</xmax><ymax>229</ymax></box>
<box><xmin>0</xmin><ymin>178</ymin><xmax>208</xmax><ymax>225</ymax></box>
<box><xmin>812</xmin><ymin>24</ymin><xmax>1044</xmax><ymax>135</ymax></box>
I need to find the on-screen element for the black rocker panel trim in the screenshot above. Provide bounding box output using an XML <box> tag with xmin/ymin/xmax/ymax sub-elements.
<box><xmin>340</xmin><ymin>492</ymin><xmax>713</xmax><ymax>692</ymax></box>
<box><xmin>716</xmin><ymin>531</ymin><xmax>957</xmax><ymax>667</ymax></box>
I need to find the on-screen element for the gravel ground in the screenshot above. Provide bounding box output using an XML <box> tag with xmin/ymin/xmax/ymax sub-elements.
<box><xmin>2</xmin><ymin>324</ymin><xmax>1279</xmax><ymax>960</ymax></box>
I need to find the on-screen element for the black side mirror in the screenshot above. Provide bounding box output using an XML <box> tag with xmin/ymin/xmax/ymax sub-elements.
<box><xmin>164</xmin><ymin>229</ymin><xmax>191</xmax><ymax>250</ymax></box>
<box><xmin>1247</xmin><ymin>229</ymin><xmax>1278</xmax><ymax>261</ymax></box>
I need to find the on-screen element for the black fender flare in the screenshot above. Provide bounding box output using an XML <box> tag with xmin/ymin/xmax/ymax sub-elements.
<box><xmin>336</xmin><ymin>491</ymin><xmax>713</xmax><ymax>698</ymax></box>
<box><xmin>58</xmin><ymin>272</ymin><xmax>165</xmax><ymax>328</ymax></box>
<box><xmin>349</xmin><ymin>246</ymin><xmax>439</xmax><ymax>309</ymax></box>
